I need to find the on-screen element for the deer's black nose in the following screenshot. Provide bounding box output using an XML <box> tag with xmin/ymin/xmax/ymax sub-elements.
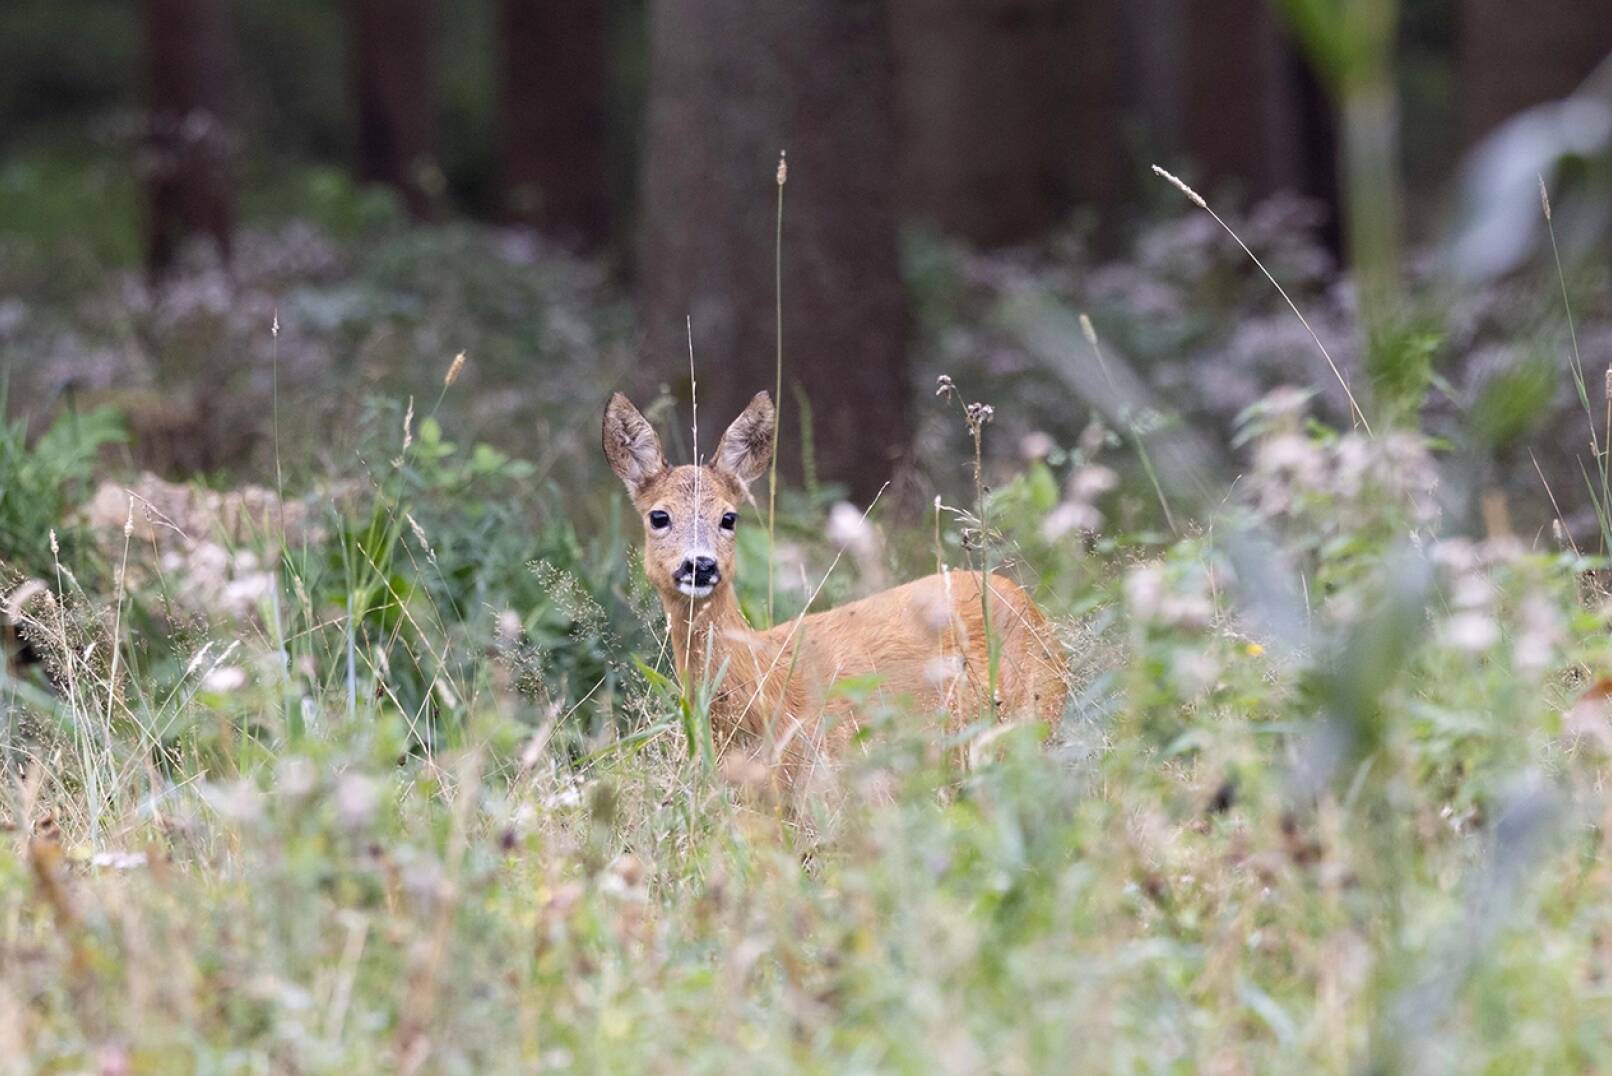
<box><xmin>677</xmin><ymin>555</ymin><xmax>720</xmax><ymax>586</ymax></box>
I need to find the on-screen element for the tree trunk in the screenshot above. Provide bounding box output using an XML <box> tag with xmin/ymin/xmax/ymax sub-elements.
<box><xmin>1118</xmin><ymin>0</ymin><xmax>1184</xmax><ymax>158</ymax></box>
<box><xmin>1179</xmin><ymin>0</ymin><xmax>1336</xmax><ymax>213</ymax></box>
<box><xmin>348</xmin><ymin>0</ymin><xmax>437</xmax><ymax>220</ymax></box>
<box><xmin>890</xmin><ymin>0</ymin><xmax>1127</xmax><ymax>246</ymax></box>
<box><xmin>498</xmin><ymin>0</ymin><xmax>612</xmax><ymax>249</ymax></box>
<box><xmin>142</xmin><ymin>0</ymin><xmax>235</xmax><ymax>279</ymax></box>
<box><xmin>1462</xmin><ymin>0</ymin><xmax>1612</xmax><ymax>140</ymax></box>
<box><xmin>640</xmin><ymin>0</ymin><xmax>908</xmax><ymax>501</ymax></box>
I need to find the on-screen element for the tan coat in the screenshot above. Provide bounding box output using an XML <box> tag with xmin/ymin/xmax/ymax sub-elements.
<box><xmin>603</xmin><ymin>389</ymin><xmax>1068</xmax><ymax>801</ymax></box>
<box><xmin>667</xmin><ymin>569</ymin><xmax>1068</xmax><ymax>795</ymax></box>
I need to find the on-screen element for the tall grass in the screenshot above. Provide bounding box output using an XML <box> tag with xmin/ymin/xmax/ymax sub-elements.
<box><xmin>4</xmin><ymin>391</ymin><xmax>1607</xmax><ymax>1070</ymax></box>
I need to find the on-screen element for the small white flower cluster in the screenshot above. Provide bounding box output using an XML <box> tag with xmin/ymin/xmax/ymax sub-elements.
<box><xmin>1430</xmin><ymin>538</ymin><xmax>1564</xmax><ymax>675</ymax></box>
<box><xmin>1332</xmin><ymin>432</ymin><xmax>1440</xmax><ymax>525</ymax></box>
<box><xmin>1121</xmin><ymin>553</ymin><xmax>1251</xmax><ymax>700</ymax></box>
<box><xmin>1124</xmin><ymin>561</ymin><xmax>1216</xmax><ymax>632</ymax></box>
<box><xmin>1042</xmin><ymin>464</ymin><xmax>1118</xmax><ymax>542</ymax></box>
<box><xmin>1245</xmin><ymin>390</ymin><xmax>1439</xmax><ymax>529</ymax></box>
<box><xmin>160</xmin><ymin>542</ymin><xmax>277</xmax><ymax>621</ymax></box>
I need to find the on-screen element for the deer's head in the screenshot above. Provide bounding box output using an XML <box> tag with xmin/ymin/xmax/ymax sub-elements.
<box><xmin>602</xmin><ymin>391</ymin><xmax>775</xmax><ymax>603</ymax></box>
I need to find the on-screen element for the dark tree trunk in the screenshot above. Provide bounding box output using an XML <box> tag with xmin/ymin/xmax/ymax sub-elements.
<box><xmin>1462</xmin><ymin>0</ymin><xmax>1612</xmax><ymax>140</ymax></box>
<box><xmin>1179</xmin><ymin>0</ymin><xmax>1337</xmax><ymax>213</ymax></box>
<box><xmin>1118</xmin><ymin>0</ymin><xmax>1184</xmax><ymax>156</ymax></box>
<box><xmin>640</xmin><ymin>0</ymin><xmax>908</xmax><ymax>501</ymax></box>
<box><xmin>143</xmin><ymin>0</ymin><xmax>235</xmax><ymax>279</ymax></box>
<box><xmin>348</xmin><ymin>0</ymin><xmax>438</xmax><ymax>220</ymax></box>
<box><xmin>498</xmin><ymin>0</ymin><xmax>612</xmax><ymax>249</ymax></box>
<box><xmin>890</xmin><ymin>0</ymin><xmax>1126</xmax><ymax>246</ymax></box>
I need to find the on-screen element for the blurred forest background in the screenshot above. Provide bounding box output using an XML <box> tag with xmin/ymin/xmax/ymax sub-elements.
<box><xmin>1</xmin><ymin>0</ymin><xmax>1610</xmax><ymax>514</ymax></box>
<box><xmin>8</xmin><ymin>8</ymin><xmax>1612</xmax><ymax>1067</ymax></box>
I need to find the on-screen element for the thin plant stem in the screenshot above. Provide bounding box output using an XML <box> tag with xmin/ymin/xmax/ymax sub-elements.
<box><xmin>1152</xmin><ymin>165</ymin><xmax>1372</xmax><ymax>437</ymax></box>
<box><xmin>1081</xmin><ymin>313</ymin><xmax>1179</xmax><ymax>535</ymax></box>
<box><xmin>1602</xmin><ymin>382</ymin><xmax>1610</xmax><ymax>556</ymax></box>
<box><xmin>1530</xmin><ymin>449</ymin><xmax>1580</xmax><ymax>559</ymax></box>
<box><xmin>970</xmin><ymin>419</ymin><xmax>999</xmax><ymax>708</ymax></box>
<box><xmin>768</xmin><ymin>151</ymin><xmax>787</xmax><ymax>627</ymax></box>
<box><xmin>685</xmin><ymin>315</ymin><xmax>699</xmax><ymax>706</ymax></box>
<box><xmin>92</xmin><ymin>496</ymin><xmax>136</xmax><ymax>838</ymax></box>
<box><xmin>271</xmin><ymin>311</ymin><xmax>284</xmax><ymax>536</ymax></box>
<box><xmin>1538</xmin><ymin>176</ymin><xmax>1606</xmax><ymax>554</ymax></box>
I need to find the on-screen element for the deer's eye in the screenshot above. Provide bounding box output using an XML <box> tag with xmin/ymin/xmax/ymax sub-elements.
<box><xmin>648</xmin><ymin>510</ymin><xmax>671</xmax><ymax>530</ymax></box>
<box><xmin>720</xmin><ymin>512</ymin><xmax>738</xmax><ymax>531</ymax></box>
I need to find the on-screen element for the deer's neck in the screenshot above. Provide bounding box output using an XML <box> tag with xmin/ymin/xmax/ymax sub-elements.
<box><xmin>662</xmin><ymin>588</ymin><xmax>760</xmax><ymax>692</ymax></box>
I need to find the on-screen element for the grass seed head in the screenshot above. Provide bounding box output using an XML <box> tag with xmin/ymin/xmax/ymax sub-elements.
<box><xmin>1151</xmin><ymin>164</ymin><xmax>1207</xmax><ymax>209</ymax></box>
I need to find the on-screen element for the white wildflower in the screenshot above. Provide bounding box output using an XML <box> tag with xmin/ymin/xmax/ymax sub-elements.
<box><xmin>827</xmin><ymin>502</ymin><xmax>882</xmax><ymax>579</ymax></box>
<box><xmin>1160</xmin><ymin>593</ymin><xmax>1215</xmax><ymax>631</ymax></box>
<box><xmin>497</xmin><ymin>609</ymin><xmax>522</xmax><ymax>641</ymax></box>
<box><xmin>90</xmin><ymin>851</ymin><xmax>148</xmax><ymax>870</ymax></box>
<box><xmin>1172</xmin><ymin>649</ymin><xmax>1220</xmax><ymax>695</ymax></box>
<box><xmin>1068</xmin><ymin>465</ymin><xmax>1119</xmax><ymax>501</ymax></box>
<box><xmin>1514</xmin><ymin>593</ymin><xmax>1562</xmax><ymax>675</ymax></box>
<box><xmin>1442</xmin><ymin>611</ymin><xmax>1500</xmax><ymax>653</ymax></box>
<box><xmin>923</xmin><ymin>655</ymin><xmax>964</xmax><ymax>688</ymax></box>
<box><xmin>1019</xmin><ymin>431</ymin><xmax>1056</xmax><ymax>461</ymax></box>
<box><xmin>543</xmin><ymin>781</ymin><xmax>584</xmax><ymax>809</ymax></box>
<box><xmin>1450</xmin><ymin>573</ymin><xmax>1496</xmax><ymax>610</ymax></box>
<box><xmin>202</xmin><ymin>665</ymin><xmax>247</xmax><ymax>692</ymax></box>
<box><xmin>202</xmin><ymin>779</ymin><xmax>264</xmax><ymax>824</ymax></box>
<box><xmin>1124</xmin><ymin>565</ymin><xmax>1166</xmax><ymax>623</ymax></box>
<box><xmin>277</xmin><ymin>756</ymin><xmax>319</xmax><ymax>800</ymax></box>
<box><xmin>1042</xmin><ymin>502</ymin><xmax>1103</xmax><ymax>541</ymax></box>
<box><xmin>334</xmin><ymin>774</ymin><xmax>382</xmax><ymax>831</ymax></box>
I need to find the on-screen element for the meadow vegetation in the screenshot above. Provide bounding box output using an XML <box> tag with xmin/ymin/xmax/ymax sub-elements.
<box><xmin>4</xmin><ymin>182</ymin><xmax>1612</xmax><ymax>1071</ymax></box>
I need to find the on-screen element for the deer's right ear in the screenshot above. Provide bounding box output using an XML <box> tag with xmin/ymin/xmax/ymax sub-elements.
<box><xmin>602</xmin><ymin>393</ymin><xmax>667</xmax><ymax>496</ymax></box>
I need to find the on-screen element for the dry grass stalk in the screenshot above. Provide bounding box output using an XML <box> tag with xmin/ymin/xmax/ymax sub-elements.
<box><xmin>1151</xmin><ymin>165</ymin><xmax>1373</xmax><ymax>437</ymax></box>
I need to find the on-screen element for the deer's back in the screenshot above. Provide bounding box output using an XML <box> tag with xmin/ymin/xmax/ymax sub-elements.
<box><xmin>762</xmin><ymin>570</ymin><xmax>1067</xmax><ymax>739</ymax></box>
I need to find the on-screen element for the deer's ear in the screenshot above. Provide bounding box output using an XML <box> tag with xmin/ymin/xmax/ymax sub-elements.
<box><xmin>714</xmin><ymin>391</ymin><xmax>775</xmax><ymax>487</ymax></box>
<box><xmin>602</xmin><ymin>393</ymin><xmax>667</xmax><ymax>496</ymax></box>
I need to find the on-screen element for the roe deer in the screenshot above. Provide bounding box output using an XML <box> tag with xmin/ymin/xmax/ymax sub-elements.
<box><xmin>603</xmin><ymin>390</ymin><xmax>1067</xmax><ymax>799</ymax></box>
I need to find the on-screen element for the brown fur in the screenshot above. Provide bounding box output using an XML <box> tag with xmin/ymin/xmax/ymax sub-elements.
<box><xmin>604</xmin><ymin>391</ymin><xmax>1067</xmax><ymax>800</ymax></box>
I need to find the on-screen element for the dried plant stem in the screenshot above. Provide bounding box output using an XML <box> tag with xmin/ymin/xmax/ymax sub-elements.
<box><xmin>1530</xmin><ymin>450</ymin><xmax>1580</xmax><ymax>559</ymax></box>
<box><xmin>103</xmin><ymin>498</ymin><xmax>134</xmax><ymax>746</ymax></box>
<box><xmin>271</xmin><ymin>311</ymin><xmax>285</xmax><ymax>537</ymax></box>
<box><xmin>969</xmin><ymin>420</ymin><xmax>1000</xmax><ymax>706</ymax></box>
<box><xmin>685</xmin><ymin>315</ymin><xmax>699</xmax><ymax>699</ymax></box>
<box><xmin>1081</xmin><ymin>313</ymin><xmax>1178</xmax><ymax>535</ymax></box>
<box><xmin>47</xmin><ymin>532</ymin><xmax>99</xmax><ymax>837</ymax></box>
<box><xmin>767</xmin><ymin>151</ymin><xmax>787</xmax><ymax>627</ymax></box>
<box><xmin>1602</xmin><ymin>382</ymin><xmax>1610</xmax><ymax>553</ymax></box>
<box><xmin>1151</xmin><ymin>166</ymin><xmax>1372</xmax><ymax>437</ymax></box>
<box><xmin>1538</xmin><ymin>176</ymin><xmax>1605</xmax><ymax>553</ymax></box>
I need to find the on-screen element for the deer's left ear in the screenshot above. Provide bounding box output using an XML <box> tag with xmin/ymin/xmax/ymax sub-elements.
<box><xmin>714</xmin><ymin>391</ymin><xmax>775</xmax><ymax>487</ymax></box>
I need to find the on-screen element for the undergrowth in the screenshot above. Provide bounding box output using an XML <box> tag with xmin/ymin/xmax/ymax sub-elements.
<box><xmin>3</xmin><ymin>338</ymin><xmax>1612</xmax><ymax>1071</ymax></box>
